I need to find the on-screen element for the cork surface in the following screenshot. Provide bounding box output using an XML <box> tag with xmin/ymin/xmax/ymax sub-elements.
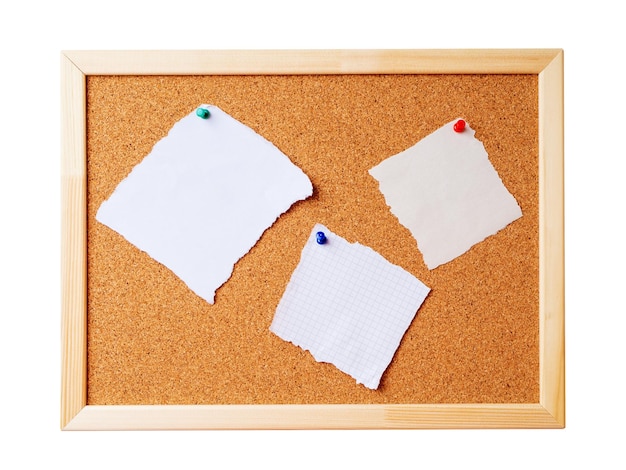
<box><xmin>86</xmin><ymin>74</ymin><xmax>539</xmax><ymax>405</ymax></box>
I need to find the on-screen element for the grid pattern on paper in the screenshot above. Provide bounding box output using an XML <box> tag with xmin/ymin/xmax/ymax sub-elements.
<box><xmin>270</xmin><ymin>224</ymin><xmax>430</xmax><ymax>389</ymax></box>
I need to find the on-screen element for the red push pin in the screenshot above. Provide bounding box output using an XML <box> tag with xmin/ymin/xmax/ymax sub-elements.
<box><xmin>453</xmin><ymin>119</ymin><xmax>466</xmax><ymax>133</ymax></box>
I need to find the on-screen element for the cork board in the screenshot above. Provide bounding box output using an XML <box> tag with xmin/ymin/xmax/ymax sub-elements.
<box><xmin>61</xmin><ymin>50</ymin><xmax>564</xmax><ymax>429</ymax></box>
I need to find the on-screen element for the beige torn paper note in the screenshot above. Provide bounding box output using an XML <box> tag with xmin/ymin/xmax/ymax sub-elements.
<box><xmin>270</xmin><ymin>224</ymin><xmax>430</xmax><ymax>389</ymax></box>
<box><xmin>96</xmin><ymin>105</ymin><xmax>313</xmax><ymax>304</ymax></box>
<box><xmin>369</xmin><ymin>119</ymin><xmax>522</xmax><ymax>269</ymax></box>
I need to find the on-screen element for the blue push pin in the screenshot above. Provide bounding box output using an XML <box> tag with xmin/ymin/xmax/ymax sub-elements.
<box><xmin>316</xmin><ymin>231</ymin><xmax>327</xmax><ymax>245</ymax></box>
<box><xmin>196</xmin><ymin>107</ymin><xmax>210</xmax><ymax>119</ymax></box>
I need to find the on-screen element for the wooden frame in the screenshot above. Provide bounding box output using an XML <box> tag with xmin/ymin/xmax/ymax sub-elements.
<box><xmin>61</xmin><ymin>49</ymin><xmax>564</xmax><ymax>430</ymax></box>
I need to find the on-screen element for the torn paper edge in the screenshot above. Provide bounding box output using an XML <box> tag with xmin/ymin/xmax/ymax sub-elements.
<box><xmin>368</xmin><ymin>119</ymin><xmax>522</xmax><ymax>270</ymax></box>
<box><xmin>270</xmin><ymin>223</ymin><xmax>430</xmax><ymax>389</ymax></box>
<box><xmin>96</xmin><ymin>104</ymin><xmax>313</xmax><ymax>304</ymax></box>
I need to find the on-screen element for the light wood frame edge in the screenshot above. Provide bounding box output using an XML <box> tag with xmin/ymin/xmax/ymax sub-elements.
<box><xmin>61</xmin><ymin>49</ymin><xmax>564</xmax><ymax>430</ymax></box>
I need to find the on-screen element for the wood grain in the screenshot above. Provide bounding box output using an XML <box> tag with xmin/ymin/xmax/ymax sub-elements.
<box><xmin>538</xmin><ymin>50</ymin><xmax>565</xmax><ymax>426</ymax></box>
<box><xmin>63</xmin><ymin>49</ymin><xmax>561</xmax><ymax>75</ymax></box>
<box><xmin>60</xmin><ymin>50</ymin><xmax>564</xmax><ymax>429</ymax></box>
<box><xmin>64</xmin><ymin>403</ymin><xmax>561</xmax><ymax>430</ymax></box>
<box><xmin>60</xmin><ymin>54</ymin><xmax>87</xmax><ymax>429</ymax></box>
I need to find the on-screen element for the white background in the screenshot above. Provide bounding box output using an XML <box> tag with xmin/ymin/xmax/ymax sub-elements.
<box><xmin>1</xmin><ymin>1</ymin><xmax>622</xmax><ymax>468</ymax></box>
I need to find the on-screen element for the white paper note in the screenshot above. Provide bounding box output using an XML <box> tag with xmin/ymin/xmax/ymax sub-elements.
<box><xmin>369</xmin><ymin>119</ymin><xmax>522</xmax><ymax>269</ymax></box>
<box><xmin>96</xmin><ymin>105</ymin><xmax>313</xmax><ymax>304</ymax></box>
<box><xmin>270</xmin><ymin>224</ymin><xmax>430</xmax><ymax>389</ymax></box>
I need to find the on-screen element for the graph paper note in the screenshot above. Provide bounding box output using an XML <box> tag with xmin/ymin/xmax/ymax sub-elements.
<box><xmin>270</xmin><ymin>224</ymin><xmax>430</xmax><ymax>389</ymax></box>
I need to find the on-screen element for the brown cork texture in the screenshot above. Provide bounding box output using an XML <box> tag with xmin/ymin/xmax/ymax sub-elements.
<box><xmin>86</xmin><ymin>74</ymin><xmax>539</xmax><ymax>405</ymax></box>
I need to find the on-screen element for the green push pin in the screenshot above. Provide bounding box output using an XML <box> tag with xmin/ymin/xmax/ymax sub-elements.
<box><xmin>196</xmin><ymin>107</ymin><xmax>210</xmax><ymax>119</ymax></box>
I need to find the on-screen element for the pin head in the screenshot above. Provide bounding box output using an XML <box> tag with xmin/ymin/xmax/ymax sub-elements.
<box><xmin>316</xmin><ymin>231</ymin><xmax>327</xmax><ymax>245</ymax></box>
<box><xmin>196</xmin><ymin>107</ymin><xmax>210</xmax><ymax>119</ymax></box>
<box><xmin>453</xmin><ymin>119</ymin><xmax>466</xmax><ymax>133</ymax></box>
